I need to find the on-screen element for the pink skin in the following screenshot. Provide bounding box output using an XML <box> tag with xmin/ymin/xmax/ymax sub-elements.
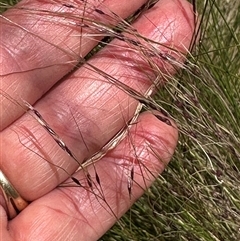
<box><xmin>0</xmin><ymin>0</ymin><xmax>195</xmax><ymax>240</ymax></box>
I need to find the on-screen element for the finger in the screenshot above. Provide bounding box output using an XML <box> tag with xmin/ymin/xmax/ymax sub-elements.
<box><xmin>7</xmin><ymin>111</ymin><xmax>178</xmax><ymax>241</ymax></box>
<box><xmin>0</xmin><ymin>0</ymin><xmax>195</xmax><ymax>200</ymax></box>
<box><xmin>0</xmin><ymin>0</ymin><xmax>147</xmax><ymax>129</ymax></box>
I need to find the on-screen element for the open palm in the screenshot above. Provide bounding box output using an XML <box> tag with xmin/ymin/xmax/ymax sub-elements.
<box><xmin>0</xmin><ymin>0</ymin><xmax>194</xmax><ymax>240</ymax></box>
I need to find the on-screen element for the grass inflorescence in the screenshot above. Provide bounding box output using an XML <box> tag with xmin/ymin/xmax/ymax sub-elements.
<box><xmin>103</xmin><ymin>1</ymin><xmax>240</xmax><ymax>240</ymax></box>
<box><xmin>1</xmin><ymin>0</ymin><xmax>239</xmax><ymax>240</ymax></box>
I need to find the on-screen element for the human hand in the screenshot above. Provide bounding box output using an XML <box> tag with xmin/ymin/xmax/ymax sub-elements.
<box><xmin>0</xmin><ymin>0</ymin><xmax>195</xmax><ymax>240</ymax></box>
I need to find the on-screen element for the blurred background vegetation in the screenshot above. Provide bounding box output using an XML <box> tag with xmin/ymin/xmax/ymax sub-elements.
<box><xmin>105</xmin><ymin>1</ymin><xmax>240</xmax><ymax>240</ymax></box>
<box><xmin>1</xmin><ymin>0</ymin><xmax>239</xmax><ymax>240</ymax></box>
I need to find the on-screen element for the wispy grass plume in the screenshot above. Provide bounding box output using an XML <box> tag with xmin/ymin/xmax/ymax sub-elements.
<box><xmin>1</xmin><ymin>0</ymin><xmax>239</xmax><ymax>240</ymax></box>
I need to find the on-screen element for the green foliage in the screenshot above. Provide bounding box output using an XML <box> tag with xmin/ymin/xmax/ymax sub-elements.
<box><xmin>103</xmin><ymin>0</ymin><xmax>240</xmax><ymax>240</ymax></box>
<box><xmin>0</xmin><ymin>0</ymin><xmax>19</xmax><ymax>12</ymax></box>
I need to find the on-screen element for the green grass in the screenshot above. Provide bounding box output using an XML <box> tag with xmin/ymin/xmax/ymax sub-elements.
<box><xmin>1</xmin><ymin>0</ymin><xmax>239</xmax><ymax>240</ymax></box>
<box><xmin>102</xmin><ymin>1</ymin><xmax>240</xmax><ymax>240</ymax></box>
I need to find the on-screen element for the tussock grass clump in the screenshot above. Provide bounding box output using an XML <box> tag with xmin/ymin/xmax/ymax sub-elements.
<box><xmin>102</xmin><ymin>1</ymin><xmax>240</xmax><ymax>240</ymax></box>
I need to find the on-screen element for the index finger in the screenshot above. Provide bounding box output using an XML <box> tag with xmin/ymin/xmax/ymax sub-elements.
<box><xmin>0</xmin><ymin>0</ymin><xmax>147</xmax><ymax>129</ymax></box>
